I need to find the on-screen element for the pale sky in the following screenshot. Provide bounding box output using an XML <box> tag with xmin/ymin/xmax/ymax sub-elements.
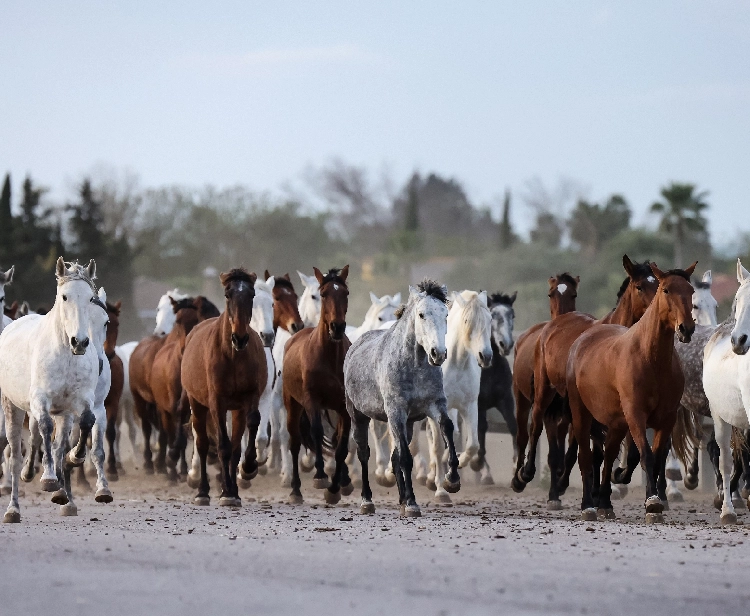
<box><xmin>1</xmin><ymin>1</ymin><xmax>749</xmax><ymax>244</ymax></box>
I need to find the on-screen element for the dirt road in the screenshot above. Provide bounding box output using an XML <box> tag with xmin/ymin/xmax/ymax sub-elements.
<box><xmin>1</xmin><ymin>463</ymin><xmax>748</xmax><ymax>616</ymax></box>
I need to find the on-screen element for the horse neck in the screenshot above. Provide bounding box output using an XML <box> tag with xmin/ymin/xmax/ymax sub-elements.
<box><xmin>392</xmin><ymin>305</ymin><xmax>424</xmax><ymax>365</ymax></box>
<box><xmin>628</xmin><ymin>297</ymin><xmax>675</xmax><ymax>368</ymax></box>
<box><xmin>599</xmin><ymin>290</ymin><xmax>637</xmax><ymax>326</ymax></box>
<box><xmin>219</xmin><ymin>311</ymin><xmax>234</xmax><ymax>355</ymax></box>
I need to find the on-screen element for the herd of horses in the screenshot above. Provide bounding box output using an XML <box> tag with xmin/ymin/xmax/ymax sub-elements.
<box><xmin>1</xmin><ymin>253</ymin><xmax>750</xmax><ymax>526</ymax></box>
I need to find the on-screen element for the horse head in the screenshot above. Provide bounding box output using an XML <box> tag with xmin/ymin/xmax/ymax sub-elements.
<box><xmin>220</xmin><ymin>269</ymin><xmax>256</xmax><ymax>352</ymax></box>
<box><xmin>297</xmin><ymin>270</ymin><xmax>322</xmax><ymax>328</ymax></box>
<box><xmin>105</xmin><ymin>298</ymin><xmax>122</xmax><ymax>356</ymax></box>
<box><xmin>692</xmin><ymin>270</ymin><xmax>718</xmax><ymax>327</ymax></box>
<box><xmin>252</xmin><ymin>277</ymin><xmax>276</xmax><ymax>347</ymax></box>
<box><xmin>620</xmin><ymin>255</ymin><xmax>660</xmax><ymax>320</ymax></box>
<box><xmin>548</xmin><ymin>273</ymin><xmax>579</xmax><ymax>317</ymax></box>
<box><xmin>268</xmin><ymin>272</ymin><xmax>304</xmax><ymax>334</ymax></box>
<box><xmin>410</xmin><ymin>279</ymin><xmax>449</xmax><ymax>366</ymax></box>
<box><xmin>314</xmin><ymin>265</ymin><xmax>349</xmax><ymax>341</ymax></box>
<box><xmin>55</xmin><ymin>257</ymin><xmax>98</xmax><ymax>355</ymax></box>
<box><xmin>731</xmin><ymin>259</ymin><xmax>750</xmax><ymax>355</ymax></box>
<box><xmin>0</xmin><ymin>265</ymin><xmax>14</xmax><ymax>314</ymax></box>
<box><xmin>169</xmin><ymin>296</ymin><xmax>201</xmax><ymax>345</ymax></box>
<box><xmin>451</xmin><ymin>290</ymin><xmax>493</xmax><ymax>368</ymax></box>
<box><xmin>154</xmin><ymin>288</ymin><xmax>189</xmax><ymax>336</ymax></box>
<box><xmin>488</xmin><ymin>291</ymin><xmax>516</xmax><ymax>356</ymax></box>
<box><xmin>364</xmin><ymin>292</ymin><xmax>401</xmax><ymax>329</ymax></box>
<box><xmin>649</xmin><ymin>262</ymin><xmax>697</xmax><ymax>344</ymax></box>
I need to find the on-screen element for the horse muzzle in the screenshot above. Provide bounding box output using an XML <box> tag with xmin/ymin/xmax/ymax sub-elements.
<box><xmin>260</xmin><ymin>332</ymin><xmax>275</xmax><ymax>348</ymax></box>
<box><xmin>329</xmin><ymin>322</ymin><xmax>346</xmax><ymax>341</ymax></box>
<box><xmin>231</xmin><ymin>333</ymin><xmax>250</xmax><ymax>351</ymax></box>
<box><xmin>477</xmin><ymin>351</ymin><xmax>493</xmax><ymax>369</ymax></box>
<box><xmin>731</xmin><ymin>333</ymin><xmax>749</xmax><ymax>355</ymax></box>
<box><xmin>676</xmin><ymin>323</ymin><xmax>694</xmax><ymax>344</ymax></box>
<box><xmin>428</xmin><ymin>347</ymin><xmax>447</xmax><ymax>367</ymax></box>
<box><xmin>289</xmin><ymin>321</ymin><xmax>304</xmax><ymax>334</ymax></box>
<box><xmin>70</xmin><ymin>337</ymin><xmax>90</xmax><ymax>355</ymax></box>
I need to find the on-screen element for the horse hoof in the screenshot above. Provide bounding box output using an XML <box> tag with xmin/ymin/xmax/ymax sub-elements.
<box><xmin>581</xmin><ymin>508</ymin><xmax>597</xmax><ymax>521</ymax></box>
<box><xmin>288</xmin><ymin>493</ymin><xmax>304</xmax><ymax>505</ymax></box>
<box><xmin>713</xmin><ymin>494</ymin><xmax>723</xmax><ymax>510</ymax></box>
<box><xmin>645</xmin><ymin>496</ymin><xmax>663</xmax><ymax>514</ymax></box>
<box><xmin>300</xmin><ymin>461</ymin><xmax>314</xmax><ymax>473</ymax></box>
<box><xmin>434</xmin><ymin>492</ymin><xmax>452</xmax><ymax>504</ymax></box>
<box><xmin>480</xmin><ymin>475</ymin><xmax>495</xmax><ymax>486</ymax></box>
<box><xmin>240</xmin><ymin>466</ymin><xmax>258</xmax><ymax>481</ymax></box>
<box><xmin>442</xmin><ymin>477</ymin><xmax>461</xmax><ymax>494</ymax></box>
<box><xmin>645</xmin><ymin>512</ymin><xmax>664</xmax><ymax>524</ymax></box>
<box><xmin>95</xmin><ymin>488</ymin><xmax>113</xmax><ymax>503</ymax></box>
<box><xmin>665</xmin><ymin>468</ymin><xmax>682</xmax><ymax>481</ymax></box>
<box><xmin>186</xmin><ymin>474</ymin><xmax>200</xmax><ymax>489</ymax></box>
<box><xmin>360</xmin><ymin>501</ymin><xmax>375</xmax><ymax>515</ymax></box>
<box><xmin>597</xmin><ymin>508</ymin><xmax>616</xmax><ymax>520</ymax></box>
<box><xmin>511</xmin><ymin>472</ymin><xmax>526</xmax><ymax>494</ymax></box>
<box><xmin>194</xmin><ymin>496</ymin><xmax>210</xmax><ymax>506</ymax></box>
<box><xmin>237</xmin><ymin>477</ymin><xmax>252</xmax><ymax>490</ymax></box>
<box><xmin>341</xmin><ymin>482</ymin><xmax>354</xmax><ymax>497</ymax></box>
<box><xmin>51</xmin><ymin>489</ymin><xmax>69</xmax><ymax>505</ymax></box>
<box><xmin>401</xmin><ymin>504</ymin><xmax>421</xmax><ymax>518</ymax></box>
<box><xmin>547</xmin><ymin>499</ymin><xmax>562</xmax><ymax>511</ymax></box>
<box><xmin>312</xmin><ymin>477</ymin><xmax>330</xmax><ymax>490</ymax></box>
<box><xmin>469</xmin><ymin>457</ymin><xmax>483</xmax><ymax>472</ymax></box>
<box><xmin>324</xmin><ymin>489</ymin><xmax>341</xmax><ymax>505</ymax></box>
<box><xmin>720</xmin><ymin>511</ymin><xmax>738</xmax><ymax>525</ymax></box>
<box><xmin>416</xmin><ymin>475</ymin><xmax>427</xmax><ymax>486</ymax></box>
<box><xmin>219</xmin><ymin>497</ymin><xmax>241</xmax><ymax>507</ymax></box>
<box><xmin>376</xmin><ymin>475</ymin><xmax>397</xmax><ymax>488</ymax></box>
<box><xmin>59</xmin><ymin>504</ymin><xmax>78</xmax><ymax>517</ymax></box>
<box><xmin>732</xmin><ymin>496</ymin><xmax>747</xmax><ymax>510</ymax></box>
<box><xmin>425</xmin><ymin>479</ymin><xmax>437</xmax><ymax>492</ymax></box>
<box><xmin>683</xmin><ymin>474</ymin><xmax>699</xmax><ymax>490</ymax></box>
<box><xmin>21</xmin><ymin>472</ymin><xmax>35</xmax><ymax>484</ymax></box>
<box><xmin>3</xmin><ymin>510</ymin><xmax>20</xmax><ymax>523</ymax></box>
<box><xmin>40</xmin><ymin>478</ymin><xmax>60</xmax><ymax>492</ymax></box>
<box><xmin>65</xmin><ymin>451</ymin><xmax>85</xmax><ymax>467</ymax></box>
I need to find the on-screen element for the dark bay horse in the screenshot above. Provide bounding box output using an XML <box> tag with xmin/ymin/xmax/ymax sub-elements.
<box><xmin>566</xmin><ymin>262</ymin><xmax>695</xmax><ymax>521</ymax></box>
<box><xmin>265</xmin><ymin>271</ymin><xmax>305</xmax><ymax>335</ymax></box>
<box><xmin>511</xmin><ymin>273</ymin><xmax>579</xmax><ymax>497</ymax></box>
<box><xmin>181</xmin><ymin>269</ymin><xmax>267</xmax><ymax>507</ymax></box>
<box><xmin>514</xmin><ymin>257</ymin><xmax>659</xmax><ymax>508</ymax></box>
<box><xmin>283</xmin><ymin>266</ymin><xmax>352</xmax><ymax>505</ymax></box>
<box><xmin>103</xmin><ymin>300</ymin><xmax>124</xmax><ymax>480</ymax></box>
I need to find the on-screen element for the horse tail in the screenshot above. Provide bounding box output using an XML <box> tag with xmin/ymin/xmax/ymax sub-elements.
<box><xmin>730</xmin><ymin>426</ymin><xmax>748</xmax><ymax>453</ymax></box>
<box><xmin>672</xmin><ymin>405</ymin><xmax>701</xmax><ymax>469</ymax></box>
<box><xmin>299</xmin><ymin>413</ymin><xmax>315</xmax><ymax>452</ymax></box>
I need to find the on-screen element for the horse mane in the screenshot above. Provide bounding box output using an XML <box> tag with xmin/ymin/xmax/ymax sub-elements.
<box><xmin>489</xmin><ymin>292</ymin><xmax>515</xmax><ymax>307</ymax></box>
<box><xmin>555</xmin><ymin>272</ymin><xmax>578</xmax><ymax>288</ymax></box>
<box><xmin>320</xmin><ymin>268</ymin><xmax>348</xmax><ymax>287</ymax></box>
<box><xmin>662</xmin><ymin>268</ymin><xmax>693</xmax><ymax>281</ymax></box>
<box><xmin>272</xmin><ymin>276</ymin><xmax>296</xmax><ymax>293</ymax></box>
<box><xmin>56</xmin><ymin>261</ymin><xmax>96</xmax><ymax>291</ymax></box>
<box><xmin>195</xmin><ymin>296</ymin><xmax>220</xmax><ymax>319</ymax></box>
<box><xmin>417</xmin><ymin>279</ymin><xmax>448</xmax><ymax>304</ymax></box>
<box><xmin>106</xmin><ymin>301</ymin><xmax>121</xmax><ymax>316</ymax></box>
<box><xmin>615</xmin><ymin>259</ymin><xmax>653</xmax><ymax>302</ymax></box>
<box><xmin>171</xmin><ymin>298</ymin><xmax>197</xmax><ymax>313</ymax></box>
<box><xmin>219</xmin><ymin>268</ymin><xmax>256</xmax><ymax>287</ymax></box>
<box><xmin>394</xmin><ymin>304</ymin><xmax>407</xmax><ymax>320</ymax></box>
<box><xmin>694</xmin><ymin>280</ymin><xmax>711</xmax><ymax>290</ymax></box>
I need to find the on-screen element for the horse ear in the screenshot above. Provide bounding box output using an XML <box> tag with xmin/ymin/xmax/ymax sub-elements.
<box><xmin>369</xmin><ymin>291</ymin><xmax>380</xmax><ymax>305</ymax></box>
<box><xmin>86</xmin><ymin>259</ymin><xmax>97</xmax><ymax>280</ymax></box>
<box><xmin>650</xmin><ymin>263</ymin><xmax>666</xmax><ymax>281</ymax></box>
<box><xmin>392</xmin><ymin>292</ymin><xmax>402</xmax><ymax>305</ymax></box>
<box><xmin>266</xmin><ymin>276</ymin><xmax>275</xmax><ymax>291</ymax></box>
<box><xmin>737</xmin><ymin>259</ymin><xmax>750</xmax><ymax>283</ymax></box>
<box><xmin>170</xmin><ymin>297</ymin><xmax>179</xmax><ymax>312</ymax></box>
<box><xmin>264</xmin><ymin>270</ymin><xmax>271</xmax><ymax>281</ymax></box>
<box><xmin>452</xmin><ymin>292</ymin><xmax>467</xmax><ymax>308</ymax></box>
<box><xmin>55</xmin><ymin>256</ymin><xmax>66</xmax><ymax>278</ymax></box>
<box><xmin>313</xmin><ymin>267</ymin><xmax>325</xmax><ymax>285</ymax></box>
<box><xmin>249</xmin><ymin>272</ymin><xmax>257</xmax><ymax>285</ymax></box>
<box><xmin>575</xmin><ymin>276</ymin><xmax>580</xmax><ymax>285</ymax></box>
<box><xmin>622</xmin><ymin>254</ymin><xmax>635</xmax><ymax>277</ymax></box>
<box><xmin>702</xmin><ymin>270</ymin><xmax>712</xmax><ymax>286</ymax></box>
<box><xmin>283</xmin><ymin>273</ymin><xmax>291</xmax><ymax>282</ymax></box>
<box><xmin>339</xmin><ymin>265</ymin><xmax>349</xmax><ymax>282</ymax></box>
<box><xmin>297</xmin><ymin>270</ymin><xmax>309</xmax><ymax>287</ymax></box>
<box><xmin>0</xmin><ymin>265</ymin><xmax>14</xmax><ymax>284</ymax></box>
<box><xmin>98</xmin><ymin>287</ymin><xmax>107</xmax><ymax>303</ymax></box>
<box><xmin>477</xmin><ymin>290</ymin><xmax>488</xmax><ymax>305</ymax></box>
<box><xmin>548</xmin><ymin>277</ymin><xmax>556</xmax><ymax>290</ymax></box>
<box><xmin>114</xmin><ymin>301</ymin><xmax>122</xmax><ymax>312</ymax></box>
<box><xmin>509</xmin><ymin>291</ymin><xmax>518</xmax><ymax>304</ymax></box>
<box><xmin>683</xmin><ymin>261</ymin><xmax>698</xmax><ymax>278</ymax></box>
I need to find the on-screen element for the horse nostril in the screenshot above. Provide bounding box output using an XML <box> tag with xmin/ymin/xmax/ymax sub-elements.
<box><xmin>70</xmin><ymin>337</ymin><xmax>77</xmax><ymax>347</ymax></box>
<box><xmin>741</xmin><ymin>335</ymin><xmax>748</xmax><ymax>346</ymax></box>
<box><xmin>81</xmin><ymin>338</ymin><xmax>89</xmax><ymax>348</ymax></box>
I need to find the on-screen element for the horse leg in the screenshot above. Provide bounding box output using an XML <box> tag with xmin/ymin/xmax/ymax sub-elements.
<box><xmin>556</xmin><ymin>428</ymin><xmax>578</xmax><ymax>497</ymax></box>
<box><xmin>438</xmin><ymin>408</ymin><xmax>461</xmax><ymax>493</ymax></box>
<box><xmin>371</xmin><ymin>421</ymin><xmax>392</xmax><ymax>486</ymax></box>
<box><xmin>625</xmin><ymin>411</ymin><xmax>662</xmax><ymax>518</ymax></box>
<box><xmin>512</xmin><ymin>388</ymin><xmax>531</xmax><ymax>492</ymax></box>
<box><xmin>706</xmin><ymin>430</ymin><xmax>724</xmax><ymax>509</ymax></box>
<box><xmin>613</xmin><ymin>432</ymin><xmax>640</xmax><ymax>485</ymax></box>
<box><xmin>427</xmin><ymin>416</ymin><xmax>450</xmax><ymax>503</ymax></box>
<box><xmin>191</xmin><ymin>400</ymin><xmax>211</xmax><ymax>505</ymax></box>
<box><xmin>654</xmin><ymin>433</ymin><xmax>671</xmax><ymax>509</ymax></box>
<box><xmin>458</xmin><ymin>400</ymin><xmax>479</xmax><ymax>469</ymax></box>
<box><xmin>729</xmin><ymin>447</ymin><xmax>745</xmax><ymax>510</ymax></box>
<box><xmin>597</xmin><ymin>424</ymin><xmax>627</xmax><ymax>520</ymax></box>
<box><xmin>67</xmin><ymin>407</ymin><xmax>95</xmax><ymax>467</ymax></box>
<box><xmin>90</xmin><ymin>412</ymin><xmax>113</xmax><ymax>503</ymax></box>
<box><xmin>344</xmin><ymin>428</ymin><xmax>359</xmax><ymax>490</ymax></box>
<box><xmin>308</xmin><ymin>405</ymin><xmax>329</xmax><ymax>489</ymax></box>
<box><xmin>544</xmin><ymin>412</ymin><xmax>563</xmax><ymax>509</ymax></box>
<box><xmin>410</xmin><ymin>420</ymin><xmax>429</xmax><ymax>486</ymax></box>
<box><xmin>134</xmin><ymin>393</ymin><xmax>154</xmax><ymax>474</ymax></box>
<box><xmin>683</xmin><ymin>444</ymin><xmax>700</xmax><ymax>491</ymax></box>
<box><xmin>211</xmin><ymin>401</ymin><xmax>234</xmax><ymax>505</ymax></box>
<box><xmin>714</xmin><ymin>417</ymin><xmax>737</xmax><ymax>524</ymax></box>
<box><xmin>154</xmin><ymin>417</ymin><xmax>168</xmax><ymax>475</ymax></box>
<box><xmin>740</xmin><ymin>430</ymin><xmax>750</xmax><ymax>501</ymax></box>
<box><xmin>53</xmin><ymin>414</ymin><xmax>77</xmax><ymax>514</ymax></box>
<box><xmin>591</xmin><ymin>436</ymin><xmax>604</xmax><ymax>509</ymax></box>
<box><xmin>498</xmin><ymin>390</ymin><xmax>519</xmax><ymax>464</ymax></box>
<box><xmin>160</xmin><ymin>410</ymin><xmax>178</xmax><ymax>482</ymax></box>
<box><xmin>471</xmin><ymin>405</ymin><xmax>488</xmax><ymax>473</ymax></box>
<box><xmin>21</xmin><ymin>415</ymin><xmax>41</xmax><ymax>483</ymax></box>
<box><xmin>2</xmin><ymin>397</ymin><xmax>24</xmax><ymax>523</ymax></box>
<box><xmin>224</xmin><ymin>409</ymin><xmax>244</xmax><ymax>505</ymax></box>
<box><xmin>665</xmin><ymin>449</ymin><xmax>684</xmax><ymax>503</ymax></box>
<box><xmin>286</xmin><ymin>397</ymin><xmax>304</xmax><ymax>504</ymax></box>
<box><xmin>255</xmin><ymin>362</ymin><xmax>273</xmax><ymax>468</ymax></box>
<box><xmin>567</xmin><ymin>378</ymin><xmax>596</xmax><ymax>520</ymax></box>
<box><xmin>324</xmin><ymin>412</ymin><xmax>351</xmax><ymax>505</ymax></box>
<box><xmin>105</xmin><ymin>398</ymin><xmax>119</xmax><ymax>480</ymax></box>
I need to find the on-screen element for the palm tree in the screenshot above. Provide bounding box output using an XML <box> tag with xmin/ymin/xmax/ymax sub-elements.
<box><xmin>650</xmin><ymin>183</ymin><xmax>709</xmax><ymax>267</ymax></box>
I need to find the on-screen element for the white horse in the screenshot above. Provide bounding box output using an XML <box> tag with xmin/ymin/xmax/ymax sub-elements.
<box><xmin>703</xmin><ymin>259</ymin><xmax>750</xmax><ymax>525</ymax></box>
<box><xmin>346</xmin><ymin>292</ymin><xmax>401</xmax><ymax>343</ymax></box>
<box><xmin>418</xmin><ymin>291</ymin><xmax>492</xmax><ymax>503</ymax></box>
<box><xmin>0</xmin><ymin>258</ymin><xmax>100</xmax><ymax>522</ymax></box>
<box><xmin>0</xmin><ymin>265</ymin><xmax>14</xmax><ymax>333</ymax></box>
<box><xmin>154</xmin><ymin>288</ymin><xmax>190</xmax><ymax>336</ymax></box>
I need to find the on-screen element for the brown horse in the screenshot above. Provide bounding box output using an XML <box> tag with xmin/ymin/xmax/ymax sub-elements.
<box><xmin>130</xmin><ymin>297</ymin><xmax>203</xmax><ymax>474</ymax></box>
<box><xmin>181</xmin><ymin>269</ymin><xmax>267</xmax><ymax>507</ymax></box>
<box><xmin>566</xmin><ymin>263</ymin><xmax>695</xmax><ymax>521</ymax></box>
<box><xmin>511</xmin><ymin>273</ymin><xmax>579</xmax><ymax>494</ymax></box>
<box><xmin>265</xmin><ymin>270</ymin><xmax>305</xmax><ymax>335</ymax></box>
<box><xmin>283</xmin><ymin>266</ymin><xmax>352</xmax><ymax>505</ymax></box>
<box><xmin>103</xmin><ymin>300</ymin><xmax>125</xmax><ymax>480</ymax></box>
<box><xmin>514</xmin><ymin>256</ymin><xmax>659</xmax><ymax>507</ymax></box>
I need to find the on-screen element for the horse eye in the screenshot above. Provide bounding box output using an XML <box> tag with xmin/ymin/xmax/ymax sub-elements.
<box><xmin>663</xmin><ymin>288</ymin><xmax>669</xmax><ymax>294</ymax></box>
<box><xmin>62</xmin><ymin>295</ymin><xmax>67</xmax><ymax>301</ymax></box>
<box><xmin>378</xmin><ymin>316</ymin><xmax>383</xmax><ymax>321</ymax></box>
<box><xmin>419</xmin><ymin>312</ymin><xmax>425</xmax><ymax>319</ymax></box>
<box><xmin>636</xmin><ymin>285</ymin><xmax>642</xmax><ymax>291</ymax></box>
<box><xmin>692</xmin><ymin>305</ymin><xmax>698</xmax><ymax>310</ymax></box>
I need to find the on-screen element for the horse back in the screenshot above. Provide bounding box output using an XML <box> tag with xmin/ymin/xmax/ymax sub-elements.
<box><xmin>537</xmin><ymin>312</ymin><xmax>596</xmax><ymax>394</ymax></box>
<box><xmin>129</xmin><ymin>335</ymin><xmax>166</xmax><ymax>404</ymax></box>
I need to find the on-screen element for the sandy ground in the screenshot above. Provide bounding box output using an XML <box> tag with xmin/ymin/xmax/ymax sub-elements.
<box><xmin>1</xmin><ymin>448</ymin><xmax>749</xmax><ymax>616</ymax></box>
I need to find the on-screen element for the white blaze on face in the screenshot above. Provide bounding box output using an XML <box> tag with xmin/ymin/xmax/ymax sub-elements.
<box><xmin>333</xmin><ymin>284</ymin><xmax>339</xmax><ymax>290</ymax></box>
<box><xmin>647</xmin><ymin>276</ymin><xmax>655</xmax><ymax>283</ymax></box>
<box><xmin>557</xmin><ymin>283</ymin><xmax>568</xmax><ymax>295</ymax></box>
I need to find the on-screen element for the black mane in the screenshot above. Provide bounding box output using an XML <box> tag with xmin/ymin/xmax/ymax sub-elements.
<box><xmin>220</xmin><ymin>268</ymin><xmax>256</xmax><ymax>287</ymax></box>
<box><xmin>417</xmin><ymin>278</ymin><xmax>448</xmax><ymax>304</ymax></box>
<box><xmin>617</xmin><ymin>259</ymin><xmax>653</xmax><ymax>300</ymax></box>
<box><xmin>489</xmin><ymin>292</ymin><xmax>515</xmax><ymax>307</ymax></box>
<box><xmin>555</xmin><ymin>272</ymin><xmax>578</xmax><ymax>288</ymax></box>
<box><xmin>321</xmin><ymin>268</ymin><xmax>348</xmax><ymax>287</ymax></box>
<box><xmin>196</xmin><ymin>296</ymin><xmax>221</xmax><ymax>319</ymax></box>
<box><xmin>664</xmin><ymin>268</ymin><xmax>693</xmax><ymax>281</ymax></box>
<box><xmin>171</xmin><ymin>298</ymin><xmax>197</xmax><ymax>313</ymax></box>
<box><xmin>272</xmin><ymin>276</ymin><xmax>296</xmax><ymax>293</ymax></box>
<box><xmin>694</xmin><ymin>280</ymin><xmax>711</xmax><ymax>290</ymax></box>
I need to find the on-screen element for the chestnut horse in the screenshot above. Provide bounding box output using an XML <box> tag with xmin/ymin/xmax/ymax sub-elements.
<box><xmin>514</xmin><ymin>256</ymin><xmax>659</xmax><ymax>508</ymax></box>
<box><xmin>566</xmin><ymin>262</ymin><xmax>695</xmax><ymax>521</ymax></box>
<box><xmin>181</xmin><ymin>269</ymin><xmax>267</xmax><ymax>507</ymax></box>
<box><xmin>129</xmin><ymin>297</ymin><xmax>218</xmax><ymax>474</ymax></box>
<box><xmin>283</xmin><ymin>266</ymin><xmax>352</xmax><ymax>505</ymax></box>
<box><xmin>264</xmin><ymin>270</ymin><xmax>305</xmax><ymax>335</ymax></box>
<box><xmin>512</xmin><ymin>273</ymin><xmax>579</xmax><ymax>496</ymax></box>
